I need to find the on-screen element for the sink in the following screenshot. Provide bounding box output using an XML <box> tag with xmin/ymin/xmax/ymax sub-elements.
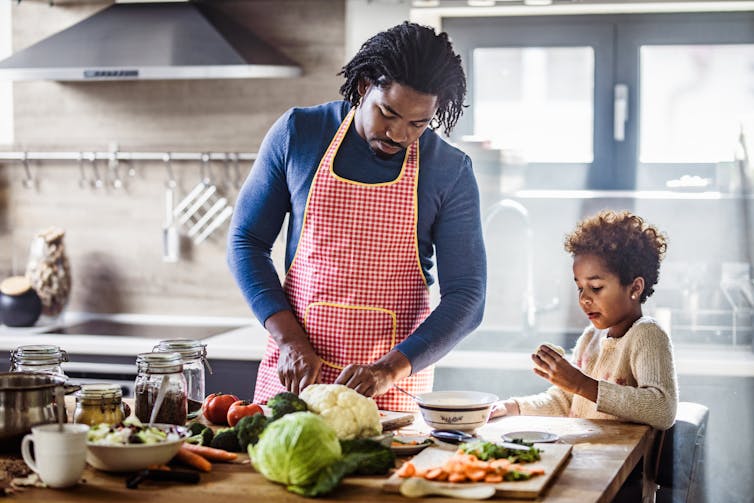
<box><xmin>41</xmin><ymin>318</ymin><xmax>245</xmax><ymax>340</ymax></box>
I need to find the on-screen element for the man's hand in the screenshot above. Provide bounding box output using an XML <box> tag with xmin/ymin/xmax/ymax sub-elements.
<box><xmin>265</xmin><ymin>310</ymin><xmax>322</xmax><ymax>395</ymax></box>
<box><xmin>531</xmin><ymin>344</ymin><xmax>598</xmax><ymax>402</ymax></box>
<box><xmin>334</xmin><ymin>350</ymin><xmax>412</xmax><ymax>397</ymax></box>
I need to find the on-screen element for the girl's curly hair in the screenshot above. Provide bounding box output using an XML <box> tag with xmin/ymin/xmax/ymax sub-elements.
<box><xmin>564</xmin><ymin>210</ymin><xmax>668</xmax><ymax>303</ymax></box>
<box><xmin>338</xmin><ymin>21</ymin><xmax>466</xmax><ymax>136</ymax></box>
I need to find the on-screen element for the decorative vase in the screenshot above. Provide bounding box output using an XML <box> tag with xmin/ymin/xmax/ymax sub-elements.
<box><xmin>0</xmin><ymin>276</ymin><xmax>42</xmax><ymax>327</ymax></box>
<box><xmin>25</xmin><ymin>227</ymin><xmax>72</xmax><ymax>318</ymax></box>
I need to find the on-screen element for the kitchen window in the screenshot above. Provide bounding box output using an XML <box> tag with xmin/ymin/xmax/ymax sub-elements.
<box><xmin>445</xmin><ymin>12</ymin><xmax>754</xmax><ymax>190</ymax></box>
<box><xmin>438</xmin><ymin>12</ymin><xmax>754</xmax><ymax>356</ymax></box>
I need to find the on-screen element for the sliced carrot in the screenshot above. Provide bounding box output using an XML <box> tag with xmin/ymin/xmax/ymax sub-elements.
<box><xmin>181</xmin><ymin>442</ymin><xmax>238</xmax><ymax>462</ymax></box>
<box><xmin>484</xmin><ymin>474</ymin><xmax>503</xmax><ymax>483</ymax></box>
<box><xmin>465</xmin><ymin>468</ymin><xmax>487</xmax><ymax>482</ymax></box>
<box><xmin>147</xmin><ymin>464</ymin><xmax>171</xmax><ymax>471</ymax></box>
<box><xmin>395</xmin><ymin>462</ymin><xmax>416</xmax><ymax>478</ymax></box>
<box><xmin>527</xmin><ymin>467</ymin><xmax>546</xmax><ymax>476</ymax></box>
<box><xmin>448</xmin><ymin>472</ymin><xmax>467</xmax><ymax>483</ymax></box>
<box><xmin>424</xmin><ymin>468</ymin><xmax>448</xmax><ymax>481</ymax></box>
<box><xmin>174</xmin><ymin>446</ymin><xmax>212</xmax><ymax>472</ymax></box>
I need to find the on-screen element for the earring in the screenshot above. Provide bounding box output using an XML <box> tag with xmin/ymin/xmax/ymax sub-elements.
<box><xmin>631</xmin><ymin>294</ymin><xmax>636</xmax><ymax>300</ymax></box>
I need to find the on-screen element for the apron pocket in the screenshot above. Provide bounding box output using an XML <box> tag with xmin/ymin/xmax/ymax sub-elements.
<box><xmin>304</xmin><ymin>302</ymin><xmax>397</xmax><ymax>369</ymax></box>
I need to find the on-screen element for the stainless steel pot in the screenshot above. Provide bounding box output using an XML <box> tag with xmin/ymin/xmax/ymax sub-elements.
<box><xmin>0</xmin><ymin>372</ymin><xmax>79</xmax><ymax>453</ymax></box>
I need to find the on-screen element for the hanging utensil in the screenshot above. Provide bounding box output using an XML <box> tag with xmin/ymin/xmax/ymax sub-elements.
<box><xmin>162</xmin><ymin>153</ymin><xmax>180</xmax><ymax>262</ymax></box>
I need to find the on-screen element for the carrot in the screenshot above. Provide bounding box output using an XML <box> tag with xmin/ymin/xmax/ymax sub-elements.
<box><xmin>447</xmin><ymin>472</ymin><xmax>467</xmax><ymax>483</ymax></box>
<box><xmin>484</xmin><ymin>474</ymin><xmax>503</xmax><ymax>483</ymax></box>
<box><xmin>175</xmin><ymin>446</ymin><xmax>212</xmax><ymax>472</ymax></box>
<box><xmin>147</xmin><ymin>464</ymin><xmax>171</xmax><ymax>471</ymax></box>
<box><xmin>465</xmin><ymin>468</ymin><xmax>487</xmax><ymax>482</ymax></box>
<box><xmin>395</xmin><ymin>461</ymin><xmax>416</xmax><ymax>478</ymax></box>
<box><xmin>181</xmin><ymin>442</ymin><xmax>238</xmax><ymax>462</ymax></box>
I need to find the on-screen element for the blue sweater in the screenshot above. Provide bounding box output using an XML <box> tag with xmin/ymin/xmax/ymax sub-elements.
<box><xmin>227</xmin><ymin>101</ymin><xmax>486</xmax><ymax>372</ymax></box>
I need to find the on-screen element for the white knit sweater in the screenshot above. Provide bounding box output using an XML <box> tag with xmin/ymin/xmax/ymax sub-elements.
<box><xmin>512</xmin><ymin>317</ymin><xmax>678</xmax><ymax>430</ymax></box>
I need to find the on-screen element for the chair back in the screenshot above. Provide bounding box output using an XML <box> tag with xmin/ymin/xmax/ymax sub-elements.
<box><xmin>654</xmin><ymin>401</ymin><xmax>710</xmax><ymax>503</ymax></box>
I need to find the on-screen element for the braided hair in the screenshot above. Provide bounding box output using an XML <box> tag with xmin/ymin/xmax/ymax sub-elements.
<box><xmin>339</xmin><ymin>21</ymin><xmax>466</xmax><ymax>136</ymax></box>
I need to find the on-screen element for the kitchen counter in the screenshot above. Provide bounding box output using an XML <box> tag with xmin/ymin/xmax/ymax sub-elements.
<box><xmin>3</xmin><ymin>415</ymin><xmax>655</xmax><ymax>503</ymax></box>
<box><xmin>2</xmin><ymin>312</ymin><xmax>753</xmax><ymax>377</ymax></box>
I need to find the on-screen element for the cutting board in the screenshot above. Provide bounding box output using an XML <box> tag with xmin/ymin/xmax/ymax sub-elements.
<box><xmin>380</xmin><ymin>410</ymin><xmax>415</xmax><ymax>431</ymax></box>
<box><xmin>383</xmin><ymin>443</ymin><xmax>573</xmax><ymax>499</ymax></box>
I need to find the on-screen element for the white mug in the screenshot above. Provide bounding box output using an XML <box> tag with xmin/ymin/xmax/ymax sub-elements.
<box><xmin>21</xmin><ymin>423</ymin><xmax>89</xmax><ymax>488</ymax></box>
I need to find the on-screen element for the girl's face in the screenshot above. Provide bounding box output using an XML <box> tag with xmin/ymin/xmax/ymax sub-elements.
<box><xmin>573</xmin><ymin>253</ymin><xmax>643</xmax><ymax>336</ymax></box>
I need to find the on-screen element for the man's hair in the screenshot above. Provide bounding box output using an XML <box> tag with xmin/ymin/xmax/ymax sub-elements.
<box><xmin>338</xmin><ymin>21</ymin><xmax>466</xmax><ymax>136</ymax></box>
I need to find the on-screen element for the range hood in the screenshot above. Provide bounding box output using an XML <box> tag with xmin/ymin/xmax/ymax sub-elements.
<box><xmin>0</xmin><ymin>1</ymin><xmax>302</xmax><ymax>81</ymax></box>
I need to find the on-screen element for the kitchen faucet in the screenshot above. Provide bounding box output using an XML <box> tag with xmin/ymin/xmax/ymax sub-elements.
<box><xmin>483</xmin><ymin>198</ymin><xmax>559</xmax><ymax>334</ymax></box>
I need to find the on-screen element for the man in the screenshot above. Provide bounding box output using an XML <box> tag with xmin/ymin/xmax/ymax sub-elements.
<box><xmin>227</xmin><ymin>22</ymin><xmax>486</xmax><ymax>411</ymax></box>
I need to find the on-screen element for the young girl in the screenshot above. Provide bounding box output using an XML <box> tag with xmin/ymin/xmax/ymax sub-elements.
<box><xmin>491</xmin><ymin>210</ymin><xmax>678</xmax><ymax>430</ymax></box>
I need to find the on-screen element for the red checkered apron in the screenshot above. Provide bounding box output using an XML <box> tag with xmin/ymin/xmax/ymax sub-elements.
<box><xmin>253</xmin><ymin>109</ymin><xmax>433</xmax><ymax>411</ymax></box>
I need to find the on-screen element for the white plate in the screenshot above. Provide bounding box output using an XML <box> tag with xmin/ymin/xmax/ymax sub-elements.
<box><xmin>501</xmin><ymin>430</ymin><xmax>559</xmax><ymax>443</ymax></box>
<box><xmin>390</xmin><ymin>435</ymin><xmax>434</xmax><ymax>456</ymax></box>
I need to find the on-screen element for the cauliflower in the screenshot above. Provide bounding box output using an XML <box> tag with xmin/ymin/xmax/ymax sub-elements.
<box><xmin>299</xmin><ymin>384</ymin><xmax>382</xmax><ymax>440</ymax></box>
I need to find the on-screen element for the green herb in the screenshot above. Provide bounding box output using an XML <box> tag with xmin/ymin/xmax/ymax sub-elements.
<box><xmin>458</xmin><ymin>440</ymin><xmax>541</xmax><ymax>463</ymax></box>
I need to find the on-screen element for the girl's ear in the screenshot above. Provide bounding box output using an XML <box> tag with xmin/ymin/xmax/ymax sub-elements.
<box><xmin>630</xmin><ymin>277</ymin><xmax>645</xmax><ymax>300</ymax></box>
<box><xmin>357</xmin><ymin>78</ymin><xmax>369</xmax><ymax>97</ymax></box>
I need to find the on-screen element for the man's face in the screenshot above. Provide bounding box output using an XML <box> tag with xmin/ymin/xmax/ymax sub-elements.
<box><xmin>353</xmin><ymin>79</ymin><xmax>438</xmax><ymax>159</ymax></box>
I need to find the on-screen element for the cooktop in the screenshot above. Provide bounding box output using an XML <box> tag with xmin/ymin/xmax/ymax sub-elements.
<box><xmin>42</xmin><ymin>319</ymin><xmax>243</xmax><ymax>340</ymax></box>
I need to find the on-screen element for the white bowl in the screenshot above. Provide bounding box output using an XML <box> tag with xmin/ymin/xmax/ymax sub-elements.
<box><xmin>416</xmin><ymin>390</ymin><xmax>499</xmax><ymax>432</ymax></box>
<box><xmin>86</xmin><ymin>424</ymin><xmax>188</xmax><ymax>472</ymax></box>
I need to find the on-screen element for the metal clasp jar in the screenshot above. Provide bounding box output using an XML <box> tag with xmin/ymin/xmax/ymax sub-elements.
<box><xmin>10</xmin><ymin>344</ymin><xmax>69</xmax><ymax>378</ymax></box>
<box><xmin>153</xmin><ymin>339</ymin><xmax>211</xmax><ymax>418</ymax></box>
<box><xmin>73</xmin><ymin>383</ymin><xmax>128</xmax><ymax>426</ymax></box>
<box><xmin>134</xmin><ymin>352</ymin><xmax>187</xmax><ymax>425</ymax></box>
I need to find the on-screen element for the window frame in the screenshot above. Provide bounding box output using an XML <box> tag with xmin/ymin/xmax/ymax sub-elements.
<box><xmin>444</xmin><ymin>12</ymin><xmax>754</xmax><ymax>190</ymax></box>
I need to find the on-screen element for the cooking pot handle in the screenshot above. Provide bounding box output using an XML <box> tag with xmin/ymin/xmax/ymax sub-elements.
<box><xmin>63</xmin><ymin>383</ymin><xmax>81</xmax><ymax>395</ymax></box>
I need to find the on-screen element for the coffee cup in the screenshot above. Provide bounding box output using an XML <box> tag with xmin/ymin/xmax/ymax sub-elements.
<box><xmin>21</xmin><ymin>423</ymin><xmax>89</xmax><ymax>488</ymax></box>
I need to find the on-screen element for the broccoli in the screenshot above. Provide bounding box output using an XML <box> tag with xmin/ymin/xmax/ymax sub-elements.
<box><xmin>185</xmin><ymin>426</ymin><xmax>215</xmax><ymax>446</ymax></box>
<box><xmin>187</xmin><ymin>421</ymin><xmax>206</xmax><ymax>436</ymax></box>
<box><xmin>235</xmin><ymin>413</ymin><xmax>268</xmax><ymax>451</ymax></box>
<box><xmin>210</xmin><ymin>428</ymin><xmax>241</xmax><ymax>452</ymax></box>
<box><xmin>267</xmin><ymin>391</ymin><xmax>308</xmax><ymax>420</ymax></box>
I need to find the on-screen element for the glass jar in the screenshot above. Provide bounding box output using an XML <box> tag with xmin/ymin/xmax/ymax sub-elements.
<box><xmin>25</xmin><ymin>227</ymin><xmax>72</xmax><ymax>318</ymax></box>
<box><xmin>153</xmin><ymin>339</ymin><xmax>211</xmax><ymax>419</ymax></box>
<box><xmin>73</xmin><ymin>383</ymin><xmax>128</xmax><ymax>426</ymax></box>
<box><xmin>134</xmin><ymin>352</ymin><xmax>187</xmax><ymax>425</ymax></box>
<box><xmin>10</xmin><ymin>344</ymin><xmax>68</xmax><ymax>378</ymax></box>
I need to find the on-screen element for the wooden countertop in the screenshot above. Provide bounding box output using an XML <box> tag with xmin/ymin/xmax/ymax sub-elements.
<box><xmin>5</xmin><ymin>413</ymin><xmax>655</xmax><ymax>503</ymax></box>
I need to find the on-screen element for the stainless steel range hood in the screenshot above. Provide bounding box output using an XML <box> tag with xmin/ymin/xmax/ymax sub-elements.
<box><xmin>0</xmin><ymin>1</ymin><xmax>302</xmax><ymax>81</ymax></box>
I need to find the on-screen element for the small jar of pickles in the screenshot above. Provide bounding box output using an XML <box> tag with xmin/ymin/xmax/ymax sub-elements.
<box><xmin>73</xmin><ymin>383</ymin><xmax>129</xmax><ymax>426</ymax></box>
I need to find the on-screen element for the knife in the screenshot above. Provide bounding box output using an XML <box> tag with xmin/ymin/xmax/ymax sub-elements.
<box><xmin>430</xmin><ymin>429</ymin><xmax>475</xmax><ymax>444</ymax></box>
<box><xmin>126</xmin><ymin>469</ymin><xmax>201</xmax><ymax>489</ymax></box>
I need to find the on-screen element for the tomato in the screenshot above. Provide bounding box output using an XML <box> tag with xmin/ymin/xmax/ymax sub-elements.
<box><xmin>227</xmin><ymin>400</ymin><xmax>264</xmax><ymax>427</ymax></box>
<box><xmin>201</xmin><ymin>392</ymin><xmax>239</xmax><ymax>425</ymax></box>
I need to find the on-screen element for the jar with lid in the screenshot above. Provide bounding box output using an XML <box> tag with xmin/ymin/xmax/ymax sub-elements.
<box><xmin>153</xmin><ymin>339</ymin><xmax>211</xmax><ymax>418</ymax></box>
<box><xmin>10</xmin><ymin>344</ymin><xmax>68</xmax><ymax>378</ymax></box>
<box><xmin>134</xmin><ymin>352</ymin><xmax>187</xmax><ymax>425</ymax></box>
<box><xmin>73</xmin><ymin>383</ymin><xmax>130</xmax><ymax>426</ymax></box>
<box><xmin>25</xmin><ymin>227</ymin><xmax>71</xmax><ymax>318</ymax></box>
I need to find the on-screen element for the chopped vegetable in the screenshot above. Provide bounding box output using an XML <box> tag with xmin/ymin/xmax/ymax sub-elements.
<box><xmin>174</xmin><ymin>445</ymin><xmax>212</xmax><ymax>472</ymax></box>
<box><xmin>459</xmin><ymin>440</ymin><xmax>541</xmax><ymax>463</ymax></box>
<box><xmin>87</xmin><ymin>416</ymin><xmax>183</xmax><ymax>445</ymax></box>
<box><xmin>267</xmin><ymin>391</ymin><xmax>308</xmax><ymax>421</ymax></box>
<box><xmin>235</xmin><ymin>413</ymin><xmax>268</xmax><ymax>451</ymax></box>
<box><xmin>395</xmin><ymin>450</ymin><xmax>545</xmax><ymax>484</ymax></box>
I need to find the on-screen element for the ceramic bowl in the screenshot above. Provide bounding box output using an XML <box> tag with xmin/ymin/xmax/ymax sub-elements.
<box><xmin>86</xmin><ymin>424</ymin><xmax>188</xmax><ymax>472</ymax></box>
<box><xmin>415</xmin><ymin>390</ymin><xmax>499</xmax><ymax>432</ymax></box>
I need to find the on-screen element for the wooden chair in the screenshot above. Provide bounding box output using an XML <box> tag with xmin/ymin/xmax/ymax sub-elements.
<box><xmin>613</xmin><ymin>401</ymin><xmax>710</xmax><ymax>503</ymax></box>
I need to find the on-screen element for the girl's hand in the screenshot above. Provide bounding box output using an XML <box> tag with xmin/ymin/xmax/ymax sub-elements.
<box><xmin>489</xmin><ymin>399</ymin><xmax>519</xmax><ymax>419</ymax></box>
<box><xmin>532</xmin><ymin>344</ymin><xmax>598</xmax><ymax>402</ymax></box>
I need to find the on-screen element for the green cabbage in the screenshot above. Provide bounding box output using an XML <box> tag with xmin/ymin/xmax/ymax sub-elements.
<box><xmin>250</xmin><ymin>411</ymin><xmax>342</xmax><ymax>487</ymax></box>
